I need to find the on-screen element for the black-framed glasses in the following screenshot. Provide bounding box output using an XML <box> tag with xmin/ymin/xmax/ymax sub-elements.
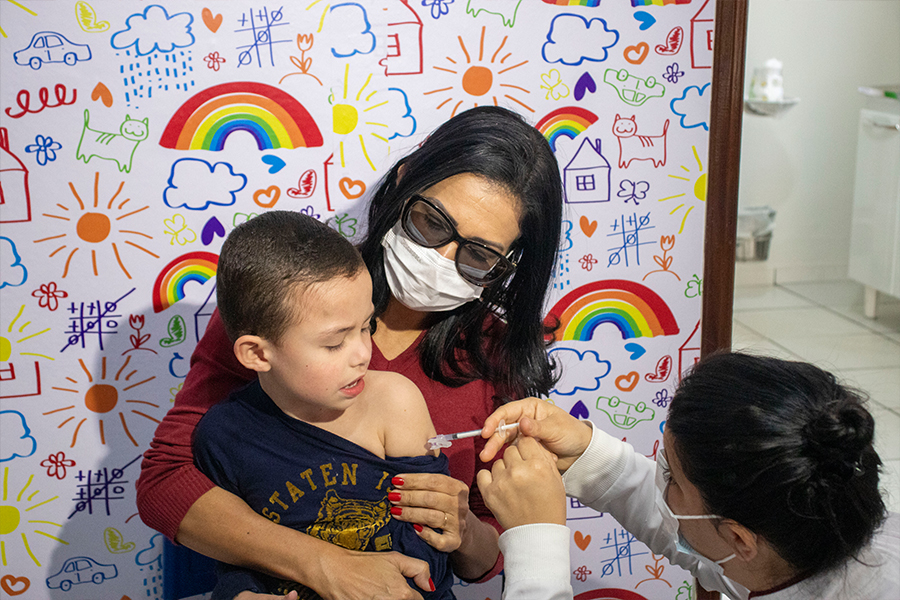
<box><xmin>401</xmin><ymin>195</ymin><xmax>517</xmax><ymax>287</ymax></box>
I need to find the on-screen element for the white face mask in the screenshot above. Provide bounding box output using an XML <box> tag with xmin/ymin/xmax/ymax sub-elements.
<box><xmin>381</xmin><ymin>221</ymin><xmax>483</xmax><ymax>312</ymax></box>
<box><xmin>655</xmin><ymin>451</ymin><xmax>736</xmax><ymax>573</ymax></box>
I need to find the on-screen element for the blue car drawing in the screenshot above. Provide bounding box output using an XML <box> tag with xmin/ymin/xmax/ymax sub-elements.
<box><xmin>46</xmin><ymin>556</ymin><xmax>118</xmax><ymax>592</ymax></box>
<box><xmin>13</xmin><ymin>31</ymin><xmax>92</xmax><ymax>70</ymax></box>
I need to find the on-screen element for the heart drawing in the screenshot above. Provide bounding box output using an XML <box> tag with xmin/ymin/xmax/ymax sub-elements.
<box><xmin>202</xmin><ymin>7</ymin><xmax>223</xmax><ymax>32</ymax></box>
<box><xmin>615</xmin><ymin>371</ymin><xmax>640</xmax><ymax>392</ymax></box>
<box><xmin>574</xmin><ymin>531</ymin><xmax>591</xmax><ymax>551</ymax></box>
<box><xmin>0</xmin><ymin>575</ymin><xmax>30</xmax><ymax>597</ymax></box>
<box><xmin>573</xmin><ymin>72</ymin><xmax>596</xmax><ymax>102</ymax></box>
<box><xmin>339</xmin><ymin>177</ymin><xmax>366</xmax><ymax>200</ymax></box>
<box><xmin>91</xmin><ymin>82</ymin><xmax>113</xmax><ymax>107</ymax></box>
<box><xmin>624</xmin><ymin>43</ymin><xmax>649</xmax><ymax>65</ymax></box>
<box><xmin>253</xmin><ymin>186</ymin><xmax>281</xmax><ymax>208</ymax></box>
<box><xmin>579</xmin><ymin>216</ymin><xmax>598</xmax><ymax>237</ymax></box>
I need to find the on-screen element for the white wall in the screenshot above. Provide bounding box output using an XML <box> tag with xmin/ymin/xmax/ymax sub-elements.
<box><xmin>738</xmin><ymin>0</ymin><xmax>900</xmax><ymax>284</ymax></box>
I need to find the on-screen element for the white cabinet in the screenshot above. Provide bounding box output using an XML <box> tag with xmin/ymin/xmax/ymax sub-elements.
<box><xmin>848</xmin><ymin>109</ymin><xmax>900</xmax><ymax>316</ymax></box>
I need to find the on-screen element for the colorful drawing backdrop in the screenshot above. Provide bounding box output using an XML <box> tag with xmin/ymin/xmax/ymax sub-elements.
<box><xmin>0</xmin><ymin>1</ymin><xmax>715</xmax><ymax>598</ymax></box>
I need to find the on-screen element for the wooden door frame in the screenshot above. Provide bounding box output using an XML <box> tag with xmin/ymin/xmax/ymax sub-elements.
<box><xmin>702</xmin><ymin>0</ymin><xmax>749</xmax><ymax>357</ymax></box>
<box><xmin>698</xmin><ymin>1</ymin><xmax>749</xmax><ymax>598</ymax></box>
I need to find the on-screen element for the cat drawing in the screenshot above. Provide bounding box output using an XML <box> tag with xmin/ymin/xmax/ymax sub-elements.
<box><xmin>76</xmin><ymin>110</ymin><xmax>148</xmax><ymax>173</ymax></box>
<box><xmin>613</xmin><ymin>114</ymin><xmax>669</xmax><ymax>169</ymax></box>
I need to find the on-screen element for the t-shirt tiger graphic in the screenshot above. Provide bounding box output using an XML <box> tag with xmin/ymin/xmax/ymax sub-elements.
<box><xmin>306</xmin><ymin>489</ymin><xmax>391</xmax><ymax>551</ymax></box>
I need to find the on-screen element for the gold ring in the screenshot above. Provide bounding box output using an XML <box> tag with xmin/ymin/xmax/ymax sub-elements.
<box><xmin>443</xmin><ymin>513</ymin><xmax>449</xmax><ymax>528</ymax></box>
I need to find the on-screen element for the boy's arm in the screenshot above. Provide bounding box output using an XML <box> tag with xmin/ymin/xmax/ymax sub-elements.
<box><xmin>378</xmin><ymin>373</ymin><xmax>501</xmax><ymax>581</ymax></box>
<box><xmin>379</xmin><ymin>372</ymin><xmax>438</xmax><ymax>458</ymax></box>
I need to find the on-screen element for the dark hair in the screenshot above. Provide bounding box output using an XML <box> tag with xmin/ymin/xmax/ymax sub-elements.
<box><xmin>357</xmin><ymin>106</ymin><xmax>563</xmax><ymax>399</ymax></box>
<box><xmin>667</xmin><ymin>352</ymin><xmax>886</xmax><ymax>577</ymax></box>
<box><xmin>217</xmin><ymin>211</ymin><xmax>365</xmax><ymax>343</ymax></box>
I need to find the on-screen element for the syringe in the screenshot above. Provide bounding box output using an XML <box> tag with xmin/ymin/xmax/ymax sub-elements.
<box><xmin>426</xmin><ymin>421</ymin><xmax>519</xmax><ymax>451</ymax></box>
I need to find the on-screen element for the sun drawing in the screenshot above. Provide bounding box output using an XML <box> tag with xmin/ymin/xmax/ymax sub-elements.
<box><xmin>331</xmin><ymin>64</ymin><xmax>393</xmax><ymax>170</ymax></box>
<box><xmin>0</xmin><ymin>467</ymin><xmax>68</xmax><ymax>567</ymax></box>
<box><xmin>45</xmin><ymin>355</ymin><xmax>160</xmax><ymax>448</ymax></box>
<box><xmin>2</xmin><ymin>304</ymin><xmax>54</xmax><ymax>363</ymax></box>
<box><xmin>657</xmin><ymin>145</ymin><xmax>707</xmax><ymax>234</ymax></box>
<box><xmin>306</xmin><ymin>0</ymin><xmax>331</xmax><ymax>31</ymax></box>
<box><xmin>33</xmin><ymin>172</ymin><xmax>158</xmax><ymax>279</ymax></box>
<box><xmin>425</xmin><ymin>26</ymin><xmax>532</xmax><ymax>117</ymax></box>
<box><xmin>0</xmin><ymin>0</ymin><xmax>36</xmax><ymax>38</ymax></box>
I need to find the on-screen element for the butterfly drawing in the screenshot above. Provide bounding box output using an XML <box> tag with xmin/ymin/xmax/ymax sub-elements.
<box><xmin>159</xmin><ymin>315</ymin><xmax>187</xmax><ymax>348</ymax></box>
<box><xmin>287</xmin><ymin>169</ymin><xmax>317</xmax><ymax>199</ymax></box>
<box><xmin>75</xmin><ymin>1</ymin><xmax>110</xmax><ymax>32</ymax></box>
<box><xmin>655</xmin><ymin>26</ymin><xmax>683</xmax><ymax>56</ymax></box>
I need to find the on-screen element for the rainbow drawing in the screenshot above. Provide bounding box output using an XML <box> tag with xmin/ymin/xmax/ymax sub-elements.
<box><xmin>152</xmin><ymin>251</ymin><xmax>219</xmax><ymax>313</ymax></box>
<box><xmin>546</xmin><ymin>280</ymin><xmax>679</xmax><ymax>341</ymax></box>
<box><xmin>543</xmin><ymin>0</ymin><xmax>601</xmax><ymax>6</ymax></box>
<box><xmin>631</xmin><ymin>0</ymin><xmax>691</xmax><ymax>6</ymax></box>
<box><xmin>159</xmin><ymin>82</ymin><xmax>324</xmax><ymax>151</ymax></box>
<box><xmin>535</xmin><ymin>106</ymin><xmax>599</xmax><ymax>152</ymax></box>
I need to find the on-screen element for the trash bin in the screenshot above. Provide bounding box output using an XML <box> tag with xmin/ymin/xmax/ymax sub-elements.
<box><xmin>736</xmin><ymin>206</ymin><xmax>776</xmax><ymax>261</ymax></box>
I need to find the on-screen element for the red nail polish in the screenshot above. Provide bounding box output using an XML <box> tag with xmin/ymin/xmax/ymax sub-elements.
<box><xmin>428</xmin><ymin>578</ymin><xmax>435</xmax><ymax>592</ymax></box>
<box><xmin>392</xmin><ymin>476</ymin><xmax>404</xmax><ymax>487</ymax></box>
<box><xmin>413</xmin><ymin>524</ymin><xmax>423</xmax><ymax>533</ymax></box>
<box><xmin>391</xmin><ymin>506</ymin><xmax>402</xmax><ymax>516</ymax></box>
<box><xmin>388</xmin><ymin>491</ymin><xmax>401</xmax><ymax>502</ymax></box>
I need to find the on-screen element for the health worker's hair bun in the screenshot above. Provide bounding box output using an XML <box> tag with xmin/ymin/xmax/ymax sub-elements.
<box><xmin>803</xmin><ymin>399</ymin><xmax>875</xmax><ymax>482</ymax></box>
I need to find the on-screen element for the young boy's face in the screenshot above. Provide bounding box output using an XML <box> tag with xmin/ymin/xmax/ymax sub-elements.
<box><xmin>264</xmin><ymin>270</ymin><xmax>375</xmax><ymax>421</ymax></box>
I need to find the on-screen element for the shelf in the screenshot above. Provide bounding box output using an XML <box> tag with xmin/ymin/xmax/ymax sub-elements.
<box><xmin>743</xmin><ymin>97</ymin><xmax>800</xmax><ymax>117</ymax></box>
<box><xmin>858</xmin><ymin>86</ymin><xmax>899</xmax><ymax>101</ymax></box>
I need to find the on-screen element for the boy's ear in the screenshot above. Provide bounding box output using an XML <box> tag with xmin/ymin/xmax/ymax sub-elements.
<box><xmin>233</xmin><ymin>335</ymin><xmax>272</xmax><ymax>372</ymax></box>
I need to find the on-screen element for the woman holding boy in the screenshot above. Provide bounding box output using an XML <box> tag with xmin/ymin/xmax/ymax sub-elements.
<box><xmin>136</xmin><ymin>106</ymin><xmax>564</xmax><ymax>599</ymax></box>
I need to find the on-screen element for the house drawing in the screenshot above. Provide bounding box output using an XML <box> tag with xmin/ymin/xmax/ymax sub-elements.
<box><xmin>194</xmin><ymin>283</ymin><xmax>218</xmax><ymax>343</ymax></box>
<box><xmin>691</xmin><ymin>0</ymin><xmax>714</xmax><ymax>69</ymax></box>
<box><xmin>0</xmin><ymin>361</ymin><xmax>42</xmax><ymax>399</ymax></box>
<box><xmin>0</xmin><ymin>127</ymin><xmax>32</xmax><ymax>224</ymax></box>
<box><xmin>379</xmin><ymin>0</ymin><xmax>423</xmax><ymax>76</ymax></box>
<box><xmin>564</xmin><ymin>137</ymin><xmax>611</xmax><ymax>204</ymax></box>
<box><xmin>678</xmin><ymin>320</ymin><xmax>701</xmax><ymax>381</ymax></box>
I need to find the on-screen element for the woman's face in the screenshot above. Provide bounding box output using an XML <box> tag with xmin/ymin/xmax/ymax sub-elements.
<box><xmin>417</xmin><ymin>173</ymin><xmax>521</xmax><ymax>261</ymax></box>
<box><xmin>662</xmin><ymin>429</ymin><xmax>737</xmax><ymax>564</ymax></box>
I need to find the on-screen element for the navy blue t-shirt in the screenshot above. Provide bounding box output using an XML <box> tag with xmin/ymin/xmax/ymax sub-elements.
<box><xmin>194</xmin><ymin>380</ymin><xmax>454</xmax><ymax>599</ymax></box>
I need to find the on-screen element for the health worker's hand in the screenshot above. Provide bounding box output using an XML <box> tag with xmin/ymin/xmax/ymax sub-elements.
<box><xmin>480</xmin><ymin>397</ymin><xmax>593</xmax><ymax>472</ymax></box>
<box><xmin>388</xmin><ymin>473</ymin><xmax>468</xmax><ymax>554</ymax></box>
<box><xmin>476</xmin><ymin>437</ymin><xmax>567</xmax><ymax>529</ymax></box>
<box><xmin>235</xmin><ymin>592</ymin><xmax>298</xmax><ymax>600</ymax></box>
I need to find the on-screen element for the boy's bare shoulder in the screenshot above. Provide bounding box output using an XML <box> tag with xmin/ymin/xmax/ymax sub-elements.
<box><xmin>364</xmin><ymin>371</ymin><xmax>430</xmax><ymax>417</ymax></box>
<box><xmin>364</xmin><ymin>371</ymin><xmax>437</xmax><ymax>456</ymax></box>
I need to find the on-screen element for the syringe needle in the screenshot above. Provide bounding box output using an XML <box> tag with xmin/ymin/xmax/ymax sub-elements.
<box><xmin>426</xmin><ymin>422</ymin><xmax>518</xmax><ymax>450</ymax></box>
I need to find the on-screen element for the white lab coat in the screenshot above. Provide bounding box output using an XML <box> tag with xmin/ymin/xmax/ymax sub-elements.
<box><xmin>499</xmin><ymin>422</ymin><xmax>900</xmax><ymax>600</ymax></box>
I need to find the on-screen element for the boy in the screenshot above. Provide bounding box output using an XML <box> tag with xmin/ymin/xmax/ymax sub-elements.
<box><xmin>193</xmin><ymin>211</ymin><xmax>453</xmax><ymax>599</ymax></box>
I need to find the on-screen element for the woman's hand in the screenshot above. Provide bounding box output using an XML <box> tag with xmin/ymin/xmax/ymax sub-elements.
<box><xmin>231</xmin><ymin>550</ymin><xmax>433</xmax><ymax>600</ymax></box>
<box><xmin>476</xmin><ymin>437</ymin><xmax>567</xmax><ymax>529</ymax></box>
<box><xmin>480</xmin><ymin>397</ymin><xmax>593</xmax><ymax>472</ymax></box>
<box><xmin>388</xmin><ymin>473</ymin><xmax>468</xmax><ymax>553</ymax></box>
<box><xmin>315</xmin><ymin>550</ymin><xmax>434</xmax><ymax>600</ymax></box>
<box><xmin>389</xmin><ymin>472</ymin><xmax>500</xmax><ymax>580</ymax></box>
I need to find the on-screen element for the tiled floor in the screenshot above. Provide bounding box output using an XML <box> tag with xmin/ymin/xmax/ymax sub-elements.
<box><xmin>732</xmin><ymin>280</ymin><xmax>900</xmax><ymax>513</ymax></box>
